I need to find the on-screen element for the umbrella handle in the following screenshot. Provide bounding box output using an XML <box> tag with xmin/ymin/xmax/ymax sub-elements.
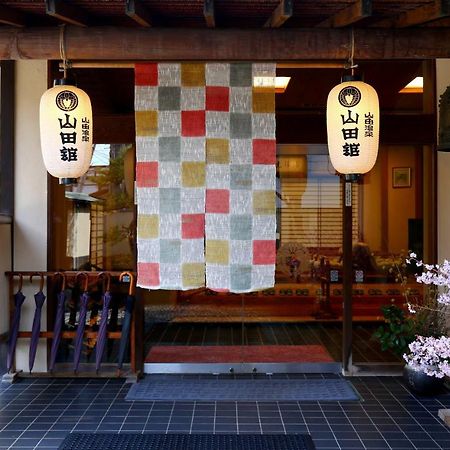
<box><xmin>97</xmin><ymin>272</ymin><xmax>111</xmax><ymax>292</ymax></box>
<box><xmin>76</xmin><ymin>272</ymin><xmax>89</xmax><ymax>292</ymax></box>
<box><xmin>16</xmin><ymin>274</ymin><xmax>23</xmax><ymax>293</ymax></box>
<box><xmin>29</xmin><ymin>272</ymin><xmax>45</xmax><ymax>292</ymax></box>
<box><xmin>119</xmin><ymin>271</ymin><xmax>135</xmax><ymax>296</ymax></box>
<box><xmin>53</xmin><ymin>272</ymin><xmax>66</xmax><ymax>292</ymax></box>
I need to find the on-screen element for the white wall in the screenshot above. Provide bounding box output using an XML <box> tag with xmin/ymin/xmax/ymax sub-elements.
<box><xmin>437</xmin><ymin>60</ymin><xmax>450</xmax><ymax>262</ymax></box>
<box><xmin>13</xmin><ymin>60</ymin><xmax>48</xmax><ymax>372</ymax></box>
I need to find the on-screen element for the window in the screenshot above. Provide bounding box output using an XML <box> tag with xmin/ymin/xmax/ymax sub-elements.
<box><xmin>50</xmin><ymin>143</ymin><xmax>135</xmax><ymax>271</ymax></box>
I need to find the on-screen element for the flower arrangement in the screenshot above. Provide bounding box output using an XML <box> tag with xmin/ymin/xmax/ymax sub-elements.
<box><xmin>403</xmin><ymin>335</ymin><xmax>450</xmax><ymax>378</ymax></box>
<box><xmin>402</xmin><ymin>252</ymin><xmax>450</xmax><ymax>378</ymax></box>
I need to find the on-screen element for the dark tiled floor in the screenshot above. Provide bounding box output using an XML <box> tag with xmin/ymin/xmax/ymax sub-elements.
<box><xmin>0</xmin><ymin>376</ymin><xmax>449</xmax><ymax>449</ymax></box>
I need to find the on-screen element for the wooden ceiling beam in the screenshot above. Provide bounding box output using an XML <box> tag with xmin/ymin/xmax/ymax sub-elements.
<box><xmin>317</xmin><ymin>0</ymin><xmax>372</xmax><ymax>28</ymax></box>
<box><xmin>126</xmin><ymin>0</ymin><xmax>152</xmax><ymax>27</ymax></box>
<box><xmin>45</xmin><ymin>0</ymin><xmax>88</xmax><ymax>27</ymax></box>
<box><xmin>204</xmin><ymin>0</ymin><xmax>215</xmax><ymax>28</ymax></box>
<box><xmin>376</xmin><ymin>0</ymin><xmax>450</xmax><ymax>28</ymax></box>
<box><xmin>1</xmin><ymin>27</ymin><xmax>450</xmax><ymax>60</ymax></box>
<box><xmin>264</xmin><ymin>0</ymin><xmax>293</xmax><ymax>28</ymax></box>
<box><xmin>0</xmin><ymin>5</ymin><xmax>26</xmax><ymax>27</ymax></box>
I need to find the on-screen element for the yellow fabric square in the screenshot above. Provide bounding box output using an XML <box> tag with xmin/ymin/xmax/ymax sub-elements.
<box><xmin>252</xmin><ymin>91</ymin><xmax>275</xmax><ymax>113</ymax></box>
<box><xmin>206</xmin><ymin>240</ymin><xmax>229</xmax><ymax>265</ymax></box>
<box><xmin>206</xmin><ymin>139</ymin><xmax>229</xmax><ymax>164</ymax></box>
<box><xmin>138</xmin><ymin>215</ymin><xmax>159</xmax><ymax>239</ymax></box>
<box><xmin>182</xmin><ymin>263</ymin><xmax>205</xmax><ymax>287</ymax></box>
<box><xmin>135</xmin><ymin>110</ymin><xmax>158</xmax><ymax>136</ymax></box>
<box><xmin>181</xmin><ymin>63</ymin><xmax>205</xmax><ymax>87</ymax></box>
<box><xmin>253</xmin><ymin>190</ymin><xmax>276</xmax><ymax>215</ymax></box>
<box><xmin>182</xmin><ymin>162</ymin><xmax>206</xmax><ymax>187</ymax></box>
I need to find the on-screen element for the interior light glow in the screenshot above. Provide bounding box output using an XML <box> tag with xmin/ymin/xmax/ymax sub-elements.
<box><xmin>253</xmin><ymin>76</ymin><xmax>291</xmax><ymax>93</ymax></box>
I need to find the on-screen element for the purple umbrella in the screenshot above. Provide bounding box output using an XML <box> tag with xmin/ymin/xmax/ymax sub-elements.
<box><xmin>95</xmin><ymin>273</ymin><xmax>111</xmax><ymax>373</ymax></box>
<box><xmin>7</xmin><ymin>275</ymin><xmax>26</xmax><ymax>373</ymax></box>
<box><xmin>28</xmin><ymin>273</ymin><xmax>46</xmax><ymax>373</ymax></box>
<box><xmin>49</xmin><ymin>273</ymin><xmax>67</xmax><ymax>373</ymax></box>
<box><xmin>117</xmin><ymin>272</ymin><xmax>135</xmax><ymax>372</ymax></box>
<box><xmin>73</xmin><ymin>273</ymin><xmax>89</xmax><ymax>374</ymax></box>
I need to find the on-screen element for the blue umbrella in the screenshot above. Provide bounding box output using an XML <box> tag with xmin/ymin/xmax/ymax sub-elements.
<box><xmin>7</xmin><ymin>275</ymin><xmax>26</xmax><ymax>373</ymax></box>
<box><xmin>117</xmin><ymin>272</ymin><xmax>135</xmax><ymax>372</ymax></box>
<box><xmin>49</xmin><ymin>273</ymin><xmax>67</xmax><ymax>373</ymax></box>
<box><xmin>95</xmin><ymin>273</ymin><xmax>111</xmax><ymax>373</ymax></box>
<box><xmin>73</xmin><ymin>273</ymin><xmax>89</xmax><ymax>374</ymax></box>
<box><xmin>28</xmin><ymin>273</ymin><xmax>46</xmax><ymax>373</ymax></box>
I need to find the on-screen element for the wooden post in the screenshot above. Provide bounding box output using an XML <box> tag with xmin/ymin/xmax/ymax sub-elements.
<box><xmin>342</xmin><ymin>175</ymin><xmax>355</xmax><ymax>373</ymax></box>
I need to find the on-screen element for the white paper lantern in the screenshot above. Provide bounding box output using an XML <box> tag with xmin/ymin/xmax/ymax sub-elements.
<box><xmin>40</xmin><ymin>82</ymin><xmax>93</xmax><ymax>184</ymax></box>
<box><xmin>326</xmin><ymin>78</ymin><xmax>379</xmax><ymax>175</ymax></box>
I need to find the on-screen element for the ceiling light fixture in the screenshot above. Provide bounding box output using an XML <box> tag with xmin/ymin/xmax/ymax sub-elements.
<box><xmin>253</xmin><ymin>76</ymin><xmax>291</xmax><ymax>93</ymax></box>
<box><xmin>399</xmin><ymin>76</ymin><xmax>423</xmax><ymax>94</ymax></box>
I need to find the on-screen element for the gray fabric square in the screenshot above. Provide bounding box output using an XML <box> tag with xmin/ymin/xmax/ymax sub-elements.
<box><xmin>159</xmin><ymin>137</ymin><xmax>180</xmax><ymax>161</ymax></box>
<box><xmin>230</xmin><ymin>63</ymin><xmax>252</xmax><ymax>87</ymax></box>
<box><xmin>231</xmin><ymin>265</ymin><xmax>252</xmax><ymax>291</ymax></box>
<box><xmin>230</xmin><ymin>215</ymin><xmax>252</xmax><ymax>240</ymax></box>
<box><xmin>158</xmin><ymin>87</ymin><xmax>181</xmax><ymax>111</ymax></box>
<box><xmin>160</xmin><ymin>188</ymin><xmax>180</xmax><ymax>213</ymax></box>
<box><xmin>160</xmin><ymin>239</ymin><xmax>181</xmax><ymax>263</ymax></box>
<box><xmin>230</xmin><ymin>164</ymin><xmax>252</xmax><ymax>190</ymax></box>
<box><xmin>230</xmin><ymin>113</ymin><xmax>252</xmax><ymax>138</ymax></box>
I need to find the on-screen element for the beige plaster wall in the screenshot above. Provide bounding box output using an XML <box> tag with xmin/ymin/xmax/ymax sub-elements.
<box><xmin>13</xmin><ymin>60</ymin><xmax>48</xmax><ymax>372</ymax></box>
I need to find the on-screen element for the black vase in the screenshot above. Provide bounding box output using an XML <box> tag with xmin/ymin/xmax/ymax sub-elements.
<box><xmin>403</xmin><ymin>364</ymin><xmax>445</xmax><ymax>395</ymax></box>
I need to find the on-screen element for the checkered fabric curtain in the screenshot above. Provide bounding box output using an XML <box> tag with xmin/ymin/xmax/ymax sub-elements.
<box><xmin>135</xmin><ymin>63</ymin><xmax>276</xmax><ymax>292</ymax></box>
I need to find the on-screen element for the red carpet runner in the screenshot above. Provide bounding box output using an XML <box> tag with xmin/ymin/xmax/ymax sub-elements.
<box><xmin>146</xmin><ymin>345</ymin><xmax>334</xmax><ymax>363</ymax></box>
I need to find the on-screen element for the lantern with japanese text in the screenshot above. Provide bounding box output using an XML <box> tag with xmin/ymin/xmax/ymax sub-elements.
<box><xmin>40</xmin><ymin>80</ymin><xmax>93</xmax><ymax>185</ymax></box>
<box><xmin>326</xmin><ymin>75</ymin><xmax>379</xmax><ymax>176</ymax></box>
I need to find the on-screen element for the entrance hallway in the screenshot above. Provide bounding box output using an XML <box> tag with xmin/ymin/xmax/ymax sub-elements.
<box><xmin>0</xmin><ymin>376</ymin><xmax>448</xmax><ymax>449</ymax></box>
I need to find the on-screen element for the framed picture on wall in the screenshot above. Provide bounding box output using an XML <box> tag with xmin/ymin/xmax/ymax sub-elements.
<box><xmin>392</xmin><ymin>167</ymin><xmax>411</xmax><ymax>188</ymax></box>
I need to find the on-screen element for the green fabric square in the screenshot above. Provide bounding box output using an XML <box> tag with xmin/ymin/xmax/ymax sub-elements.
<box><xmin>230</xmin><ymin>215</ymin><xmax>252</xmax><ymax>240</ymax></box>
<box><xmin>230</xmin><ymin>113</ymin><xmax>252</xmax><ymax>138</ymax></box>
<box><xmin>159</xmin><ymin>137</ymin><xmax>180</xmax><ymax>161</ymax></box>
<box><xmin>160</xmin><ymin>239</ymin><xmax>181</xmax><ymax>263</ymax></box>
<box><xmin>231</xmin><ymin>164</ymin><xmax>252</xmax><ymax>190</ymax></box>
<box><xmin>230</xmin><ymin>63</ymin><xmax>252</xmax><ymax>87</ymax></box>
<box><xmin>160</xmin><ymin>188</ymin><xmax>180</xmax><ymax>213</ymax></box>
<box><xmin>158</xmin><ymin>86</ymin><xmax>181</xmax><ymax>111</ymax></box>
<box><xmin>231</xmin><ymin>265</ymin><xmax>252</xmax><ymax>291</ymax></box>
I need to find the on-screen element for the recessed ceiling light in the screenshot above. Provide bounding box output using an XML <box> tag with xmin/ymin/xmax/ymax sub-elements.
<box><xmin>253</xmin><ymin>76</ymin><xmax>291</xmax><ymax>93</ymax></box>
<box><xmin>399</xmin><ymin>76</ymin><xmax>423</xmax><ymax>94</ymax></box>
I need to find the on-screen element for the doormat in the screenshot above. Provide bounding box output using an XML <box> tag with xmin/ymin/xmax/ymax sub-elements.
<box><xmin>126</xmin><ymin>375</ymin><xmax>360</xmax><ymax>402</ymax></box>
<box><xmin>146</xmin><ymin>345</ymin><xmax>335</xmax><ymax>363</ymax></box>
<box><xmin>58</xmin><ymin>433</ymin><xmax>316</xmax><ymax>450</ymax></box>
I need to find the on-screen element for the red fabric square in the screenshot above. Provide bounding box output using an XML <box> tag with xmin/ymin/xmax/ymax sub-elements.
<box><xmin>253</xmin><ymin>139</ymin><xmax>276</xmax><ymax>164</ymax></box>
<box><xmin>136</xmin><ymin>162</ymin><xmax>158</xmax><ymax>187</ymax></box>
<box><xmin>138</xmin><ymin>262</ymin><xmax>160</xmax><ymax>287</ymax></box>
<box><xmin>182</xmin><ymin>111</ymin><xmax>205</xmax><ymax>137</ymax></box>
<box><xmin>253</xmin><ymin>240</ymin><xmax>276</xmax><ymax>265</ymax></box>
<box><xmin>182</xmin><ymin>214</ymin><xmax>205</xmax><ymax>239</ymax></box>
<box><xmin>135</xmin><ymin>63</ymin><xmax>158</xmax><ymax>86</ymax></box>
<box><xmin>206</xmin><ymin>86</ymin><xmax>229</xmax><ymax>111</ymax></box>
<box><xmin>206</xmin><ymin>189</ymin><xmax>229</xmax><ymax>213</ymax></box>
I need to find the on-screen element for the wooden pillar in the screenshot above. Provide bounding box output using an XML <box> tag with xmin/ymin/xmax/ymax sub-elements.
<box><xmin>342</xmin><ymin>176</ymin><xmax>354</xmax><ymax>372</ymax></box>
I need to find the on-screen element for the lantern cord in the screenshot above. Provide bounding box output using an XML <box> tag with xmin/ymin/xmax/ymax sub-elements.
<box><xmin>346</xmin><ymin>28</ymin><xmax>358</xmax><ymax>74</ymax></box>
<box><xmin>59</xmin><ymin>24</ymin><xmax>68</xmax><ymax>79</ymax></box>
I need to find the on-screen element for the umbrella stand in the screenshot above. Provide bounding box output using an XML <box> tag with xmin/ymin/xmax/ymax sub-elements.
<box><xmin>95</xmin><ymin>273</ymin><xmax>112</xmax><ymax>374</ymax></box>
<box><xmin>49</xmin><ymin>272</ymin><xmax>66</xmax><ymax>373</ymax></box>
<box><xmin>6</xmin><ymin>274</ymin><xmax>26</xmax><ymax>374</ymax></box>
<box><xmin>28</xmin><ymin>273</ymin><xmax>46</xmax><ymax>373</ymax></box>
<box><xmin>73</xmin><ymin>272</ymin><xmax>90</xmax><ymax>374</ymax></box>
<box><xmin>117</xmin><ymin>272</ymin><xmax>135</xmax><ymax>375</ymax></box>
